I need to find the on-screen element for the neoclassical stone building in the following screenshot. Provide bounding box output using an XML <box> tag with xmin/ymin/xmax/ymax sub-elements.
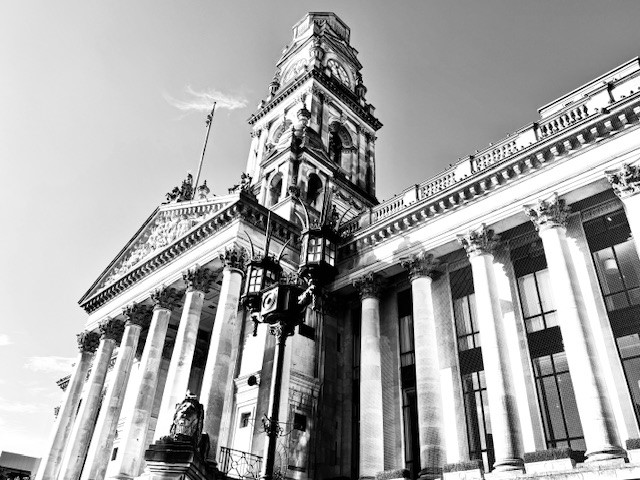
<box><xmin>38</xmin><ymin>11</ymin><xmax>640</xmax><ymax>480</ymax></box>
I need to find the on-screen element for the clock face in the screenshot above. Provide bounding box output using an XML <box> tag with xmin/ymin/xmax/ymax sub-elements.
<box><xmin>327</xmin><ymin>59</ymin><xmax>350</xmax><ymax>87</ymax></box>
<box><xmin>283</xmin><ymin>59</ymin><xmax>307</xmax><ymax>83</ymax></box>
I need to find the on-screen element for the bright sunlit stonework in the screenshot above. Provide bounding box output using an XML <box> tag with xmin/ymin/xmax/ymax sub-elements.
<box><xmin>37</xmin><ymin>11</ymin><xmax>640</xmax><ymax>480</ymax></box>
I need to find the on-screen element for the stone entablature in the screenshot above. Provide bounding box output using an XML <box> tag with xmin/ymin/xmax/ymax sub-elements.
<box><xmin>338</xmin><ymin>85</ymin><xmax>640</xmax><ymax>256</ymax></box>
<box><xmin>79</xmin><ymin>192</ymin><xmax>301</xmax><ymax>314</ymax></box>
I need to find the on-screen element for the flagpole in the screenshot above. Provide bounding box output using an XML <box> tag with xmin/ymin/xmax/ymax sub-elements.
<box><xmin>193</xmin><ymin>102</ymin><xmax>217</xmax><ymax>198</ymax></box>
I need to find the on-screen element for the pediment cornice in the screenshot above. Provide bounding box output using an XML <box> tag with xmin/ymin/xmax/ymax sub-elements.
<box><xmin>338</xmin><ymin>92</ymin><xmax>640</xmax><ymax>259</ymax></box>
<box><xmin>79</xmin><ymin>193</ymin><xmax>301</xmax><ymax>313</ymax></box>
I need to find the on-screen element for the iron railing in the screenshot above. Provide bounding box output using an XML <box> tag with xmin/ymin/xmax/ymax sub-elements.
<box><xmin>218</xmin><ymin>446</ymin><xmax>262</xmax><ymax>480</ymax></box>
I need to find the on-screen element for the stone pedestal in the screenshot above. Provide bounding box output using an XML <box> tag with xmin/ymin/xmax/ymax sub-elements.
<box><xmin>142</xmin><ymin>442</ymin><xmax>216</xmax><ymax>480</ymax></box>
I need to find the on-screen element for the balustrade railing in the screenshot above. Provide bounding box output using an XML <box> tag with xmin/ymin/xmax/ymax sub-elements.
<box><xmin>219</xmin><ymin>447</ymin><xmax>262</xmax><ymax>480</ymax></box>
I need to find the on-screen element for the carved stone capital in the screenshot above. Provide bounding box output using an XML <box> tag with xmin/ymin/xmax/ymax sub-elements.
<box><xmin>523</xmin><ymin>193</ymin><xmax>570</xmax><ymax>231</ymax></box>
<box><xmin>99</xmin><ymin>318</ymin><xmax>125</xmax><ymax>342</ymax></box>
<box><xmin>353</xmin><ymin>273</ymin><xmax>383</xmax><ymax>300</ymax></box>
<box><xmin>124</xmin><ymin>303</ymin><xmax>152</xmax><ymax>328</ymax></box>
<box><xmin>605</xmin><ymin>163</ymin><xmax>640</xmax><ymax>199</ymax></box>
<box><xmin>183</xmin><ymin>266</ymin><xmax>215</xmax><ymax>293</ymax></box>
<box><xmin>221</xmin><ymin>245</ymin><xmax>248</xmax><ymax>272</ymax></box>
<box><xmin>77</xmin><ymin>330</ymin><xmax>100</xmax><ymax>353</ymax></box>
<box><xmin>401</xmin><ymin>251</ymin><xmax>442</xmax><ymax>281</ymax></box>
<box><xmin>457</xmin><ymin>224</ymin><xmax>500</xmax><ymax>257</ymax></box>
<box><xmin>250</xmin><ymin>129</ymin><xmax>262</xmax><ymax>139</ymax></box>
<box><xmin>150</xmin><ymin>286</ymin><xmax>181</xmax><ymax>311</ymax></box>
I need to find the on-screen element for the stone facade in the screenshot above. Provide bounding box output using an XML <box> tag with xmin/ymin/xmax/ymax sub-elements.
<box><xmin>38</xmin><ymin>11</ymin><xmax>640</xmax><ymax>480</ymax></box>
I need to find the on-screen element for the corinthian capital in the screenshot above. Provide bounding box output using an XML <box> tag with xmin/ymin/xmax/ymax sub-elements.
<box><xmin>99</xmin><ymin>318</ymin><xmax>125</xmax><ymax>342</ymax></box>
<box><xmin>77</xmin><ymin>331</ymin><xmax>100</xmax><ymax>353</ymax></box>
<box><xmin>150</xmin><ymin>286</ymin><xmax>181</xmax><ymax>311</ymax></box>
<box><xmin>221</xmin><ymin>245</ymin><xmax>248</xmax><ymax>272</ymax></box>
<box><xmin>457</xmin><ymin>224</ymin><xmax>500</xmax><ymax>257</ymax></box>
<box><xmin>401</xmin><ymin>251</ymin><xmax>442</xmax><ymax>281</ymax></box>
<box><xmin>183</xmin><ymin>266</ymin><xmax>215</xmax><ymax>293</ymax></box>
<box><xmin>605</xmin><ymin>163</ymin><xmax>640</xmax><ymax>199</ymax></box>
<box><xmin>523</xmin><ymin>193</ymin><xmax>570</xmax><ymax>231</ymax></box>
<box><xmin>123</xmin><ymin>303</ymin><xmax>151</xmax><ymax>328</ymax></box>
<box><xmin>353</xmin><ymin>273</ymin><xmax>383</xmax><ymax>300</ymax></box>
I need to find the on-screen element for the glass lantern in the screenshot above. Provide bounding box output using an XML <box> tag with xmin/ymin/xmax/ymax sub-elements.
<box><xmin>298</xmin><ymin>224</ymin><xmax>339</xmax><ymax>286</ymax></box>
<box><xmin>242</xmin><ymin>255</ymin><xmax>282</xmax><ymax>313</ymax></box>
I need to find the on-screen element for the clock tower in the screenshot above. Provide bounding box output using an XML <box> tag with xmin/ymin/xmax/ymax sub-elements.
<box><xmin>245</xmin><ymin>12</ymin><xmax>382</xmax><ymax>226</ymax></box>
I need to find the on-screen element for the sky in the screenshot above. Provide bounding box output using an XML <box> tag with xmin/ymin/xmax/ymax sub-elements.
<box><xmin>3</xmin><ymin>0</ymin><xmax>640</xmax><ymax>459</ymax></box>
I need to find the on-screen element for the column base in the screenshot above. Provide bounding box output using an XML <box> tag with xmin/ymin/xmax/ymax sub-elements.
<box><xmin>492</xmin><ymin>457</ymin><xmax>524</xmax><ymax>472</ymax></box>
<box><xmin>418</xmin><ymin>467</ymin><xmax>443</xmax><ymax>480</ymax></box>
<box><xmin>585</xmin><ymin>445</ymin><xmax>627</xmax><ymax>463</ymax></box>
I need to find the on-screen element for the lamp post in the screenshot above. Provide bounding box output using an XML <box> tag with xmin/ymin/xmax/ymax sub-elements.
<box><xmin>241</xmin><ymin>195</ymin><xmax>341</xmax><ymax>480</ymax></box>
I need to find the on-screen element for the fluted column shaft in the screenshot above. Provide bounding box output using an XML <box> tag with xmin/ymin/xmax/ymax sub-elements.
<box><xmin>526</xmin><ymin>194</ymin><xmax>624</xmax><ymax>461</ymax></box>
<box><xmin>59</xmin><ymin>319</ymin><xmax>125</xmax><ymax>480</ymax></box>
<box><xmin>108</xmin><ymin>288</ymin><xmax>178</xmax><ymax>480</ymax></box>
<box><xmin>403</xmin><ymin>252</ymin><xmax>444</xmax><ymax>478</ymax></box>
<box><xmin>459</xmin><ymin>227</ymin><xmax>523</xmax><ymax>472</ymax></box>
<box><xmin>354</xmin><ymin>273</ymin><xmax>384</xmax><ymax>478</ymax></box>
<box><xmin>201</xmin><ymin>264</ymin><xmax>244</xmax><ymax>460</ymax></box>
<box><xmin>36</xmin><ymin>332</ymin><xmax>100</xmax><ymax>480</ymax></box>
<box><xmin>155</xmin><ymin>267</ymin><xmax>214</xmax><ymax>440</ymax></box>
<box><xmin>81</xmin><ymin>305</ymin><xmax>149</xmax><ymax>480</ymax></box>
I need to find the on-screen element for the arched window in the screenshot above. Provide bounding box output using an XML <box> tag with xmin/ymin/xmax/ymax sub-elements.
<box><xmin>306</xmin><ymin>173</ymin><xmax>323</xmax><ymax>207</ymax></box>
<box><xmin>267</xmin><ymin>173</ymin><xmax>283</xmax><ymax>206</ymax></box>
<box><xmin>328</xmin><ymin>122</ymin><xmax>353</xmax><ymax>166</ymax></box>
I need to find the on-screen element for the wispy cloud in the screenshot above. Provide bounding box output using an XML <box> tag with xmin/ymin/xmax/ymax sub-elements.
<box><xmin>0</xmin><ymin>334</ymin><xmax>11</xmax><ymax>346</ymax></box>
<box><xmin>164</xmin><ymin>86</ymin><xmax>248</xmax><ymax>113</ymax></box>
<box><xmin>25</xmin><ymin>356</ymin><xmax>75</xmax><ymax>374</ymax></box>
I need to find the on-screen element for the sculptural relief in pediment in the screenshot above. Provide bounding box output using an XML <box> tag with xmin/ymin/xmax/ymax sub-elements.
<box><xmin>100</xmin><ymin>206</ymin><xmax>217</xmax><ymax>289</ymax></box>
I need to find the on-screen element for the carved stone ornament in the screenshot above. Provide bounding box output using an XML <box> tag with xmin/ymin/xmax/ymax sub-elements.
<box><xmin>222</xmin><ymin>245</ymin><xmax>248</xmax><ymax>271</ymax></box>
<box><xmin>605</xmin><ymin>163</ymin><xmax>640</xmax><ymax>199</ymax></box>
<box><xmin>228</xmin><ymin>172</ymin><xmax>253</xmax><ymax>195</ymax></box>
<box><xmin>457</xmin><ymin>224</ymin><xmax>500</xmax><ymax>258</ymax></box>
<box><xmin>183</xmin><ymin>266</ymin><xmax>215</xmax><ymax>293</ymax></box>
<box><xmin>99</xmin><ymin>318</ymin><xmax>126</xmax><ymax>342</ymax></box>
<box><xmin>124</xmin><ymin>303</ymin><xmax>151</xmax><ymax>328</ymax></box>
<box><xmin>353</xmin><ymin>272</ymin><xmax>383</xmax><ymax>300</ymax></box>
<box><xmin>401</xmin><ymin>251</ymin><xmax>442</xmax><ymax>281</ymax></box>
<box><xmin>102</xmin><ymin>208</ymin><xmax>212</xmax><ymax>288</ymax></box>
<box><xmin>197</xmin><ymin>180</ymin><xmax>210</xmax><ymax>200</ymax></box>
<box><xmin>523</xmin><ymin>193</ymin><xmax>570</xmax><ymax>231</ymax></box>
<box><xmin>159</xmin><ymin>393</ymin><xmax>210</xmax><ymax>461</ymax></box>
<box><xmin>77</xmin><ymin>330</ymin><xmax>101</xmax><ymax>353</ymax></box>
<box><xmin>165</xmin><ymin>173</ymin><xmax>195</xmax><ymax>204</ymax></box>
<box><xmin>150</xmin><ymin>286</ymin><xmax>181</xmax><ymax>311</ymax></box>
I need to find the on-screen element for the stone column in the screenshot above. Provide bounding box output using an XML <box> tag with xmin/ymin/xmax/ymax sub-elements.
<box><xmin>81</xmin><ymin>304</ymin><xmax>151</xmax><ymax>480</ymax></box>
<box><xmin>458</xmin><ymin>225</ymin><xmax>523</xmax><ymax>472</ymax></box>
<box><xmin>200</xmin><ymin>246</ymin><xmax>247</xmax><ymax>461</ymax></box>
<box><xmin>353</xmin><ymin>273</ymin><xmax>385</xmax><ymax>478</ymax></box>
<box><xmin>108</xmin><ymin>287</ymin><xmax>180</xmax><ymax>480</ymax></box>
<box><xmin>59</xmin><ymin>318</ymin><xmax>125</xmax><ymax>480</ymax></box>
<box><xmin>401</xmin><ymin>252</ymin><xmax>444</xmax><ymax>479</ymax></box>
<box><xmin>524</xmin><ymin>194</ymin><xmax>625</xmax><ymax>461</ymax></box>
<box><xmin>154</xmin><ymin>267</ymin><xmax>215</xmax><ymax>440</ymax></box>
<box><xmin>35</xmin><ymin>331</ymin><xmax>100</xmax><ymax>480</ymax></box>
<box><xmin>606</xmin><ymin>163</ymin><xmax>640</xmax><ymax>257</ymax></box>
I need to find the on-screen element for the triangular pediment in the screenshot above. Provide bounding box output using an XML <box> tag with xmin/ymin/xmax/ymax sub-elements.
<box><xmin>80</xmin><ymin>195</ymin><xmax>237</xmax><ymax>303</ymax></box>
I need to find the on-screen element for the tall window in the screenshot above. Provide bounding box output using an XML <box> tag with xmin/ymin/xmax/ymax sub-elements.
<box><xmin>398</xmin><ymin>289</ymin><xmax>419</xmax><ymax>478</ymax></box>
<box><xmin>267</xmin><ymin>173</ymin><xmax>283</xmax><ymax>207</ymax></box>
<box><xmin>450</xmin><ymin>266</ymin><xmax>494</xmax><ymax>471</ymax></box>
<box><xmin>513</xmin><ymin>245</ymin><xmax>585</xmax><ymax>452</ymax></box>
<box><xmin>584</xmin><ymin>209</ymin><xmax>640</xmax><ymax>425</ymax></box>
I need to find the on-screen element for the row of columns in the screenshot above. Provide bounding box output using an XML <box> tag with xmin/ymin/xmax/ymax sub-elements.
<box><xmin>37</xmin><ymin>245</ymin><xmax>247</xmax><ymax>480</ymax></box>
<box><xmin>352</xmin><ymin>162</ymin><xmax>640</xmax><ymax>477</ymax></box>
